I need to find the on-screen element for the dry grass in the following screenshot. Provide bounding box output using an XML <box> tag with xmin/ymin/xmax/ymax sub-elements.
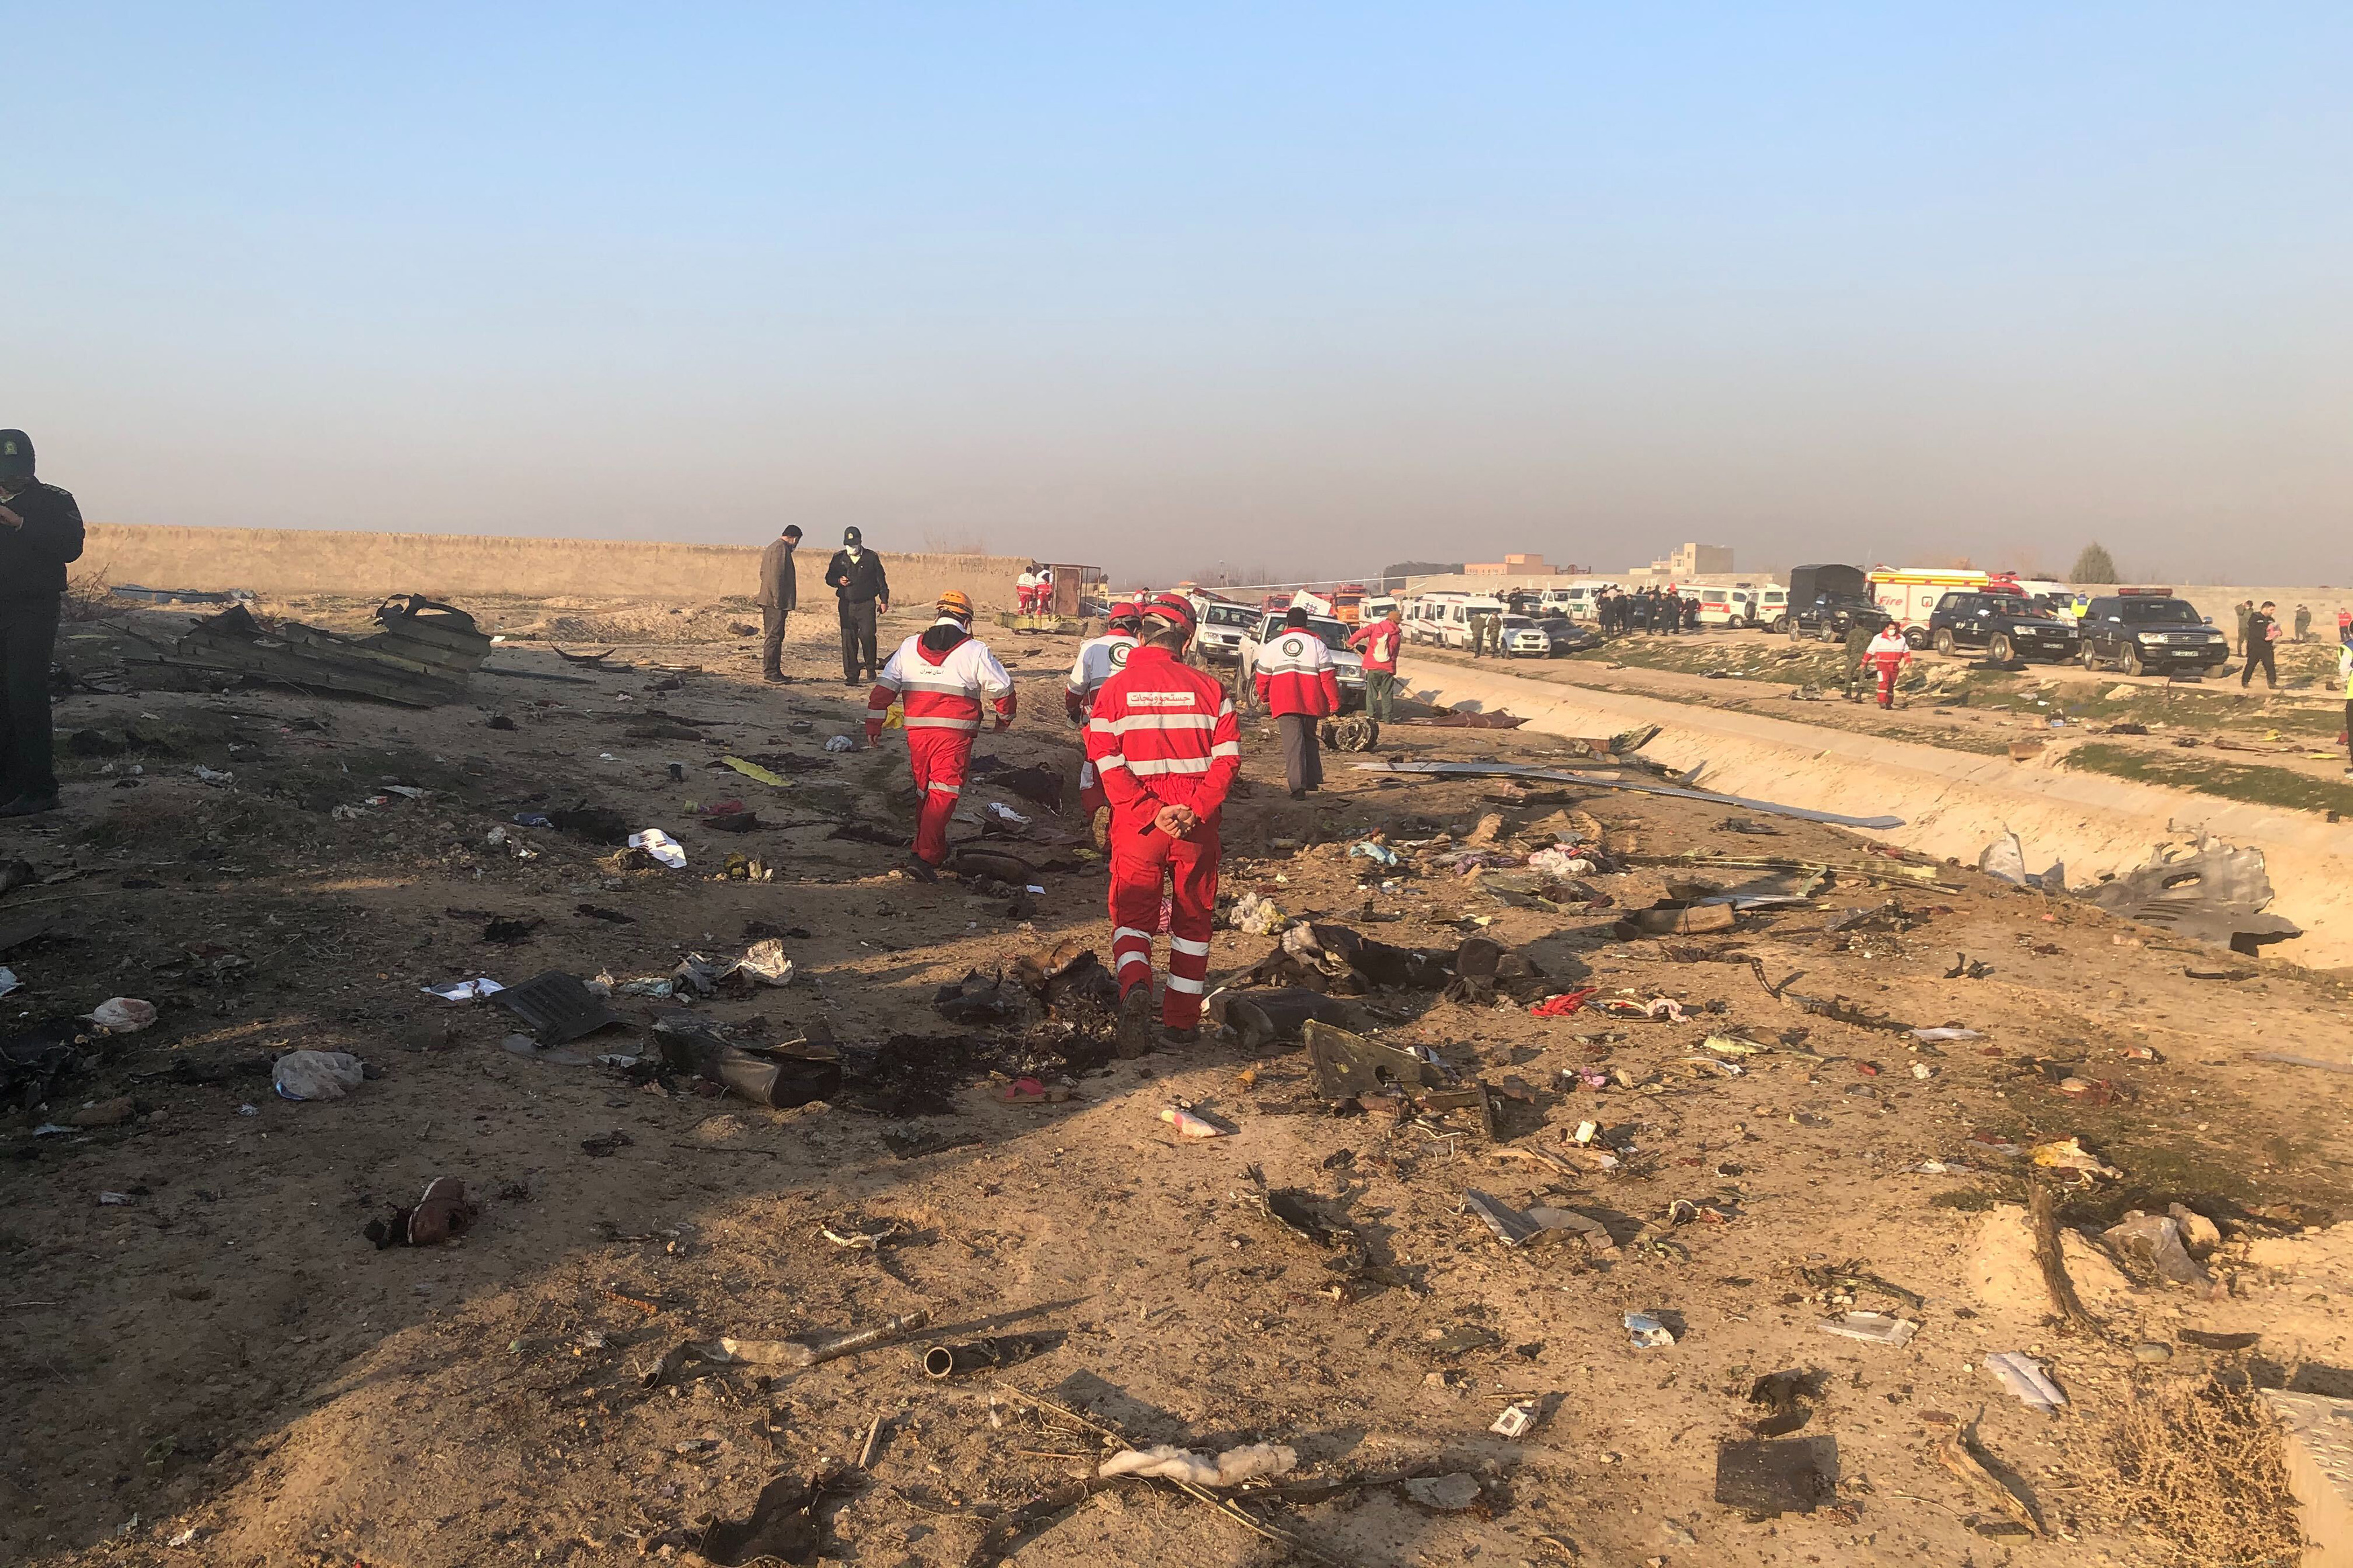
<box><xmin>2078</xmin><ymin>1374</ymin><xmax>2301</xmax><ymax>1567</ymax></box>
<box><xmin>61</xmin><ymin>565</ymin><xmax>118</xmax><ymax>622</ymax></box>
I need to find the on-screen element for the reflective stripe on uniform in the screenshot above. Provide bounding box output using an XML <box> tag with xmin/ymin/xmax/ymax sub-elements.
<box><xmin>904</xmin><ymin>715</ymin><xmax>982</xmax><ymax>731</ymax></box>
<box><xmin>1165</xmin><ymin>974</ymin><xmax>1205</xmax><ymax>995</ymax></box>
<box><xmin>927</xmin><ymin>782</ymin><xmax>963</xmax><ymax>795</ymax></box>
<box><xmin>898</xmin><ymin>670</ymin><xmax>984</xmax><ymax>695</ymax></box>
<box><xmin>1109</xmin><ymin>712</ymin><xmax>1215</xmax><ymax>733</ymax></box>
<box><xmin>1170</xmin><ymin>936</ymin><xmax>1210</xmax><ymax>957</ymax></box>
<box><xmin>1128</xmin><ymin>755</ymin><xmax>1211</xmax><ymax>776</ymax></box>
<box><xmin>1113</xmin><ymin>926</ymin><xmax>1154</xmax><ymax>945</ymax></box>
<box><xmin>1117</xmin><ymin>950</ymin><xmax>1151</xmax><ymax>972</ymax></box>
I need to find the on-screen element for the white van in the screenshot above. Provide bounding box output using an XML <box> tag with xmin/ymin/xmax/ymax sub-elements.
<box><xmin>1752</xmin><ymin>587</ymin><xmax>1790</xmax><ymax>631</ymax></box>
<box><xmin>1538</xmin><ymin>585</ymin><xmax>1606</xmax><ymax>622</ymax></box>
<box><xmin>1433</xmin><ymin>594</ymin><xmax>1507</xmax><ymax>649</ymax></box>
<box><xmin>1393</xmin><ymin>594</ymin><xmax>1449</xmax><ymax>644</ymax></box>
<box><xmin>1693</xmin><ymin>587</ymin><xmax>1754</xmax><ymax>627</ymax></box>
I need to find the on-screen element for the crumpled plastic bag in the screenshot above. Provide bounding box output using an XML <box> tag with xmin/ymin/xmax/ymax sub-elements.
<box><xmin>735</xmin><ymin>937</ymin><xmax>795</xmax><ymax>987</ymax></box>
<box><xmin>274</xmin><ymin>1049</ymin><xmax>367</xmax><ymax>1102</ymax></box>
<box><xmin>1528</xmin><ymin>989</ymin><xmax>1596</xmax><ymax>1018</ymax></box>
<box><xmin>1098</xmin><ymin>1442</ymin><xmax>1297</xmax><ymax>1487</ymax></box>
<box><xmin>824</xmin><ymin>734</ymin><xmax>856</xmax><ymax>753</ymax></box>
<box><xmin>85</xmin><ymin>997</ymin><xmax>158</xmax><ymax>1034</ymax></box>
<box><xmin>629</xmin><ymin>828</ymin><xmax>687</xmax><ymax>869</ymax></box>
<box><xmin>1526</xmin><ymin>846</ymin><xmax>1597</xmax><ymax>879</ymax></box>
<box><xmin>1228</xmin><ymin>891</ymin><xmax>1289</xmax><ymax>936</ymax></box>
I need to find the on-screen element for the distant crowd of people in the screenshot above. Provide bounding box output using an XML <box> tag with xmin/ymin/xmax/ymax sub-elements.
<box><xmin>1593</xmin><ymin>587</ymin><xmax>1702</xmax><ymax>635</ymax></box>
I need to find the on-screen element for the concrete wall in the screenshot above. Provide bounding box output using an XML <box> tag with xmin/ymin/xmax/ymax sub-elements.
<box><xmin>77</xmin><ymin>524</ymin><xmax>1031</xmax><ymax>610</ymax></box>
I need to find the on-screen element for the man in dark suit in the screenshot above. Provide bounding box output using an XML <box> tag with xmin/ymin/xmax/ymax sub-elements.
<box><xmin>0</xmin><ymin>429</ymin><xmax>84</xmax><ymax>816</ymax></box>
<box><xmin>755</xmin><ymin>524</ymin><xmax>801</xmax><ymax>682</ymax></box>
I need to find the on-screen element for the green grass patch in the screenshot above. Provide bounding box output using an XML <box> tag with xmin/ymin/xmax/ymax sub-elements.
<box><xmin>2062</xmin><ymin>741</ymin><xmax>2353</xmax><ymax>816</ymax></box>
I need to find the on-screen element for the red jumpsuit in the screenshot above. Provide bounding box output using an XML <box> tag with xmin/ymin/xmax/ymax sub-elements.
<box><xmin>867</xmin><ymin>619</ymin><xmax>1017</xmax><ymax>864</ymax></box>
<box><xmin>1084</xmin><ymin>645</ymin><xmax>1241</xmax><ymax>1029</ymax></box>
<box><xmin>1866</xmin><ymin>632</ymin><xmax>1911</xmax><ymax>709</ymax></box>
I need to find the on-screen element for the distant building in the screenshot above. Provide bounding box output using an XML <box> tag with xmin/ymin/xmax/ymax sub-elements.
<box><xmin>1655</xmin><ymin>543</ymin><xmax>1732</xmax><ymax>577</ymax></box>
<box><xmin>1464</xmin><ymin>552</ymin><xmax>1550</xmax><ymax>575</ymax></box>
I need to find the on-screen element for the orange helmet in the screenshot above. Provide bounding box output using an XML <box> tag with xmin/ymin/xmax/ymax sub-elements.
<box><xmin>936</xmin><ymin>589</ymin><xmax>974</xmax><ymax>620</ymax></box>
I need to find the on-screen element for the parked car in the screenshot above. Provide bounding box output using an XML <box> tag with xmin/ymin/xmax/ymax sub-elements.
<box><xmin>1253</xmin><ymin>611</ymin><xmax>1367</xmax><ymax>706</ymax></box>
<box><xmin>1495</xmin><ymin>614</ymin><xmax>1552</xmax><ymax>657</ymax></box>
<box><xmin>1535</xmin><ymin>616</ymin><xmax>1602</xmax><ymax>655</ymax></box>
<box><xmin>1191</xmin><ymin>601</ymin><xmax>1260</xmax><ymax>665</ymax></box>
<box><xmin>2077</xmin><ymin>590</ymin><xmax>2230</xmax><ymax>676</ymax></box>
<box><xmin>1926</xmin><ymin>591</ymin><xmax>2082</xmax><ymax>663</ymax></box>
<box><xmin>1789</xmin><ymin>591</ymin><xmax>1886</xmax><ymax>642</ymax></box>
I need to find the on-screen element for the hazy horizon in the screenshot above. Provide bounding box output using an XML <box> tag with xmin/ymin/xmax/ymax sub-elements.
<box><xmin>11</xmin><ymin>7</ymin><xmax>2349</xmax><ymax>585</ymax></box>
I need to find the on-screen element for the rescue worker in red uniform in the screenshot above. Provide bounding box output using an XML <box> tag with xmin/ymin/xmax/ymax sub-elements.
<box><xmin>1254</xmin><ymin>606</ymin><xmax>1342</xmax><ymax>799</ymax></box>
<box><xmin>1865</xmin><ymin>620</ymin><xmax>1912</xmax><ymax>710</ymax></box>
<box><xmin>1065</xmin><ymin>601</ymin><xmax>1142</xmax><ymax>843</ymax></box>
<box><xmin>1085</xmin><ymin>594</ymin><xmax>1241</xmax><ymax>1055</ymax></box>
<box><xmin>867</xmin><ymin>589</ymin><xmax>1016</xmax><ymax>878</ymax></box>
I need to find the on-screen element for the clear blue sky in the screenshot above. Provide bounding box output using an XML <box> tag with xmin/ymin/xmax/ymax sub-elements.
<box><xmin>9</xmin><ymin>3</ymin><xmax>2348</xmax><ymax>583</ymax></box>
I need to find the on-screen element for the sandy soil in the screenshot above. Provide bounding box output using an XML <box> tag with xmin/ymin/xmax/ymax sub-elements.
<box><xmin>4</xmin><ymin>599</ymin><xmax>2350</xmax><ymax>1567</ymax></box>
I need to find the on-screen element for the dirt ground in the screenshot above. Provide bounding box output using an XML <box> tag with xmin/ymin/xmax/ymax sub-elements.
<box><xmin>5</xmin><ymin>595</ymin><xmax>2351</xmax><ymax>1567</ymax></box>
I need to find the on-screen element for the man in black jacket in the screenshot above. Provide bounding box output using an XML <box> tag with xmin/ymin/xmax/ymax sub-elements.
<box><xmin>0</xmin><ymin>430</ymin><xmax>83</xmax><ymax>816</ymax></box>
<box><xmin>823</xmin><ymin>526</ymin><xmax>891</xmax><ymax>686</ymax></box>
<box><xmin>755</xmin><ymin>524</ymin><xmax>801</xmax><ymax>682</ymax></box>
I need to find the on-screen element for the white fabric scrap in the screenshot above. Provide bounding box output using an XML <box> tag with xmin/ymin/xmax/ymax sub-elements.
<box><xmin>1098</xmin><ymin>1443</ymin><xmax>1298</xmax><ymax>1487</ymax></box>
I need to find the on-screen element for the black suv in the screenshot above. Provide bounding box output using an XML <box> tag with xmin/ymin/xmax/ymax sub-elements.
<box><xmin>1789</xmin><ymin>593</ymin><xmax>1884</xmax><ymax>642</ymax></box>
<box><xmin>1926</xmin><ymin>591</ymin><xmax>2082</xmax><ymax>663</ymax></box>
<box><xmin>2078</xmin><ymin>592</ymin><xmax>2229</xmax><ymax>676</ymax></box>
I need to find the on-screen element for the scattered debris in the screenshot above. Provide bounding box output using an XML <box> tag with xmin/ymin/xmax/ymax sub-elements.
<box><xmin>273</xmin><ymin>1050</ymin><xmax>366</xmax><ymax>1102</ymax></box>
<box><xmin>1923</xmin><ymin>1412</ymin><xmax>2042</xmax><ymax>1536</ymax></box>
<box><xmin>492</xmin><ymin>971</ymin><xmax>625</xmax><ymax>1044</ymax></box>
<box><xmin>2030</xmin><ymin>1137</ymin><xmax>2120</xmax><ymax>1179</ymax></box>
<box><xmin>83</xmin><ymin>997</ymin><xmax>157</xmax><ymax>1034</ymax></box>
<box><xmin>1490</xmin><ymin>1399</ymin><xmax>1542</xmax><ymax>1438</ymax></box>
<box><xmin>1818</xmin><ymin>1312</ymin><xmax>1916</xmax><ymax>1346</ymax></box>
<box><xmin>421</xmin><ymin>976</ymin><xmax>505</xmax><ymax>1003</ymax></box>
<box><xmin>921</xmin><ymin>1335</ymin><xmax>1060</xmax><ymax>1379</ymax></box>
<box><xmin>1985</xmin><ymin>1351</ymin><xmax>2066</xmax><ymax>1412</ymax></box>
<box><xmin>363</xmin><ymin>1176</ymin><xmax>479</xmax><ymax>1248</ymax></box>
<box><xmin>2102</xmin><ymin>1211</ymin><xmax>2213</xmax><ymax>1289</ymax></box>
<box><xmin>1099</xmin><ymin>1443</ymin><xmax>1298</xmax><ymax>1487</ymax></box>
<box><xmin>694</xmin><ymin>1470</ymin><xmax>845</xmax><ymax>1566</ymax></box>
<box><xmin>1714</xmin><ymin>1436</ymin><xmax>1838</xmax><ymax>1518</ymax></box>
<box><xmin>2080</xmin><ymin>838</ymin><xmax>2299</xmax><ymax>952</ymax></box>
<box><xmin>1625</xmin><ymin>1311</ymin><xmax>1677</xmax><ymax>1348</ymax></box>
<box><xmin>1160</xmin><ymin>1105</ymin><xmax>1228</xmax><ymax>1139</ymax></box>
<box><xmin>1746</xmin><ymin>1369</ymin><xmax>1825</xmax><ymax>1436</ymax></box>
<box><xmin>628</xmin><ymin>828</ymin><xmax>687</xmax><ymax>869</ymax></box>
<box><xmin>653</xmin><ymin>1012</ymin><xmax>842</xmax><ymax>1110</ymax></box>
<box><xmin>143</xmin><ymin>595</ymin><xmax>494</xmax><ymax>706</ymax></box>
<box><xmin>1400</xmin><ymin>1473</ymin><xmax>1484</xmax><ymax>1512</ymax></box>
